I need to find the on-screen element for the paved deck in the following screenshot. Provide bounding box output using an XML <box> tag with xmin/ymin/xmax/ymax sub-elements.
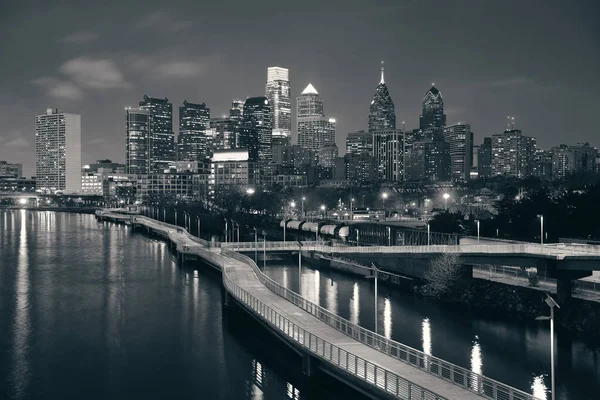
<box><xmin>97</xmin><ymin>212</ymin><xmax>536</xmax><ymax>400</ymax></box>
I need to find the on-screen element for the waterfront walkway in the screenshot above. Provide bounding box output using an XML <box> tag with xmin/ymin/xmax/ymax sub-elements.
<box><xmin>97</xmin><ymin>211</ymin><xmax>540</xmax><ymax>400</ymax></box>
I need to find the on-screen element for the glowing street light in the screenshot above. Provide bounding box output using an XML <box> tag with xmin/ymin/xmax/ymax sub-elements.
<box><xmin>536</xmin><ymin>294</ymin><xmax>560</xmax><ymax>400</ymax></box>
<box><xmin>246</xmin><ymin>188</ymin><xmax>255</xmax><ymax>195</ymax></box>
<box><xmin>301</xmin><ymin>196</ymin><xmax>306</xmax><ymax>217</ymax></box>
<box><xmin>537</xmin><ymin>214</ymin><xmax>544</xmax><ymax>245</ymax></box>
<box><xmin>382</xmin><ymin>193</ymin><xmax>388</xmax><ymax>220</ymax></box>
<box><xmin>443</xmin><ymin>193</ymin><xmax>450</xmax><ymax>210</ymax></box>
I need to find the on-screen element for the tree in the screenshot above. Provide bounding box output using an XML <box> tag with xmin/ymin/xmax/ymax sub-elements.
<box><xmin>428</xmin><ymin>210</ymin><xmax>465</xmax><ymax>234</ymax></box>
<box><xmin>422</xmin><ymin>253</ymin><xmax>462</xmax><ymax>298</ymax></box>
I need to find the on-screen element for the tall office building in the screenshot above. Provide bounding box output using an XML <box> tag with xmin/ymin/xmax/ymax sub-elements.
<box><xmin>265</xmin><ymin>67</ymin><xmax>292</xmax><ymax>147</ymax></box>
<box><xmin>372</xmin><ymin>129</ymin><xmax>403</xmax><ymax>182</ymax></box>
<box><xmin>477</xmin><ymin>137</ymin><xmax>492</xmax><ymax>178</ymax></box>
<box><xmin>419</xmin><ymin>85</ymin><xmax>446</xmax><ymax>131</ymax></box>
<box><xmin>139</xmin><ymin>95</ymin><xmax>174</xmax><ymax>172</ymax></box>
<box><xmin>368</xmin><ymin>62</ymin><xmax>396</xmax><ymax>132</ymax></box>
<box><xmin>126</xmin><ymin>107</ymin><xmax>152</xmax><ymax>174</ymax></box>
<box><xmin>229</xmin><ymin>99</ymin><xmax>244</xmax><ymax>148</ymax></box>
<box><xmin>240</xmin><ymin>97</ymin><xmax>273</xmax><ymax>163</ymax></box>
<box><xmin>550</xmin><ymin>142</ymin><xmax>598</xmax><ymax>180</ymax></box>
<box><xmin>491</xmin><ymin>129</ymin><xmax>536</xmax><ymax>178</ymax></box>
<box><xmin>0</xmin><ymin>161</ymin><xmax>22</xmax><ymax>178</ymax></box>
<box><xmin>177</xmin><ymin>100</ymin><xmax>210</xmax><ymax>162</ymax></box>
<box><xmin>443</xmin><ymin>122</ymin><xmax>473</xmax><ymax>181</ymax></box>
<box><xmin>35</xmin><ymin>108</ymin><xmax>81</xmax><ymax>193</ymax></box>
<box><xmin>209</xmin><ymin>117</ymin><xmax>235</xmax><ymax>152</ymax></box>
<box><xmin>297</xmin><ymin>84</ymin><xmax>336</xmax><ymax>164</ymax></box>
<box><xmin>346</xmin><ymin>130</ymin><xmax>373</xmax><ymax>155</ymax></box>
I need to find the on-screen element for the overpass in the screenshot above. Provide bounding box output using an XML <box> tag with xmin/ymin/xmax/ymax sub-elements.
<box><xmin>96</xmin><ymin>210</ymin><xmax>541</xmax><ymax>400</ymax></box>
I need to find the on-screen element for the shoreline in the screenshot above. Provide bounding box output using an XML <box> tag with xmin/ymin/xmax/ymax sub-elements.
<box><xmin>0</xmin><ymin>206</ymin><xmax>99</xmax><ymax>214</ymax></box>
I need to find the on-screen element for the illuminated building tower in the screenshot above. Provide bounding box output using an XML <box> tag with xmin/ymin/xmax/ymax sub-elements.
<box><xmin>265</xmin><ymin>67</ymin><xmax>291</xmax><ymax>147</ymax></box>
<box><xmin>139</xmin><ymin>95</ymin><xmax>174</xmax><ymax>172</ymax></box>
<box><xmin>240</xmin><ymin>97</ymin><xmax>273</xmax><ymax>163</ymax></box>
<box><xmin>297</xmin><ymin>83</ymin><xmax>336</xmax><ymax>165</ymax></box>
<box><xmin>419</xmin><ymin>85</ymin><xmax>446</xmax><ymax>131</ymax></box>
<box><xmin>126</xmin><ymin>107</ymin><xmax>152</xmax><ymax>174</ymax></box>
<box><xmin>368</xmin><ymin>62</ymin><xmax>396</xmax><ymax>132</ymax></box>
<box><xmin>177</xmin><ymin>100</ymin><xmax>210</xmax><ymax>161</ymax></box>
<box><xmin>229</xmin><ymin>99</ymin><xmax>244</xmax><ymax>148</ymax></box>
<box><xmin>443</xmin><ymin>122</ymin><xmax>473</xmax><ymax>181</ymax></box>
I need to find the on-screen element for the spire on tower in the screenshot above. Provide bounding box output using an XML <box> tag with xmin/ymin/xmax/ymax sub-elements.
<box><xmin>380</xmin><ymin>61</ymin><xmax>385</xmax><ymax>84</ymax></box>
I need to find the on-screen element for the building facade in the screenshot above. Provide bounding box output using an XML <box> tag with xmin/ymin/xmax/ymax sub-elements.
<box><xmin>372</xmin><ymin>129</ymin><xmax>403</xmax><ymax>182</ymax></box>
<box><xmin>35</xmin><ymin>108</ymin><xmax>81</xmax><ymax>193</ymax></box>
<box><xmin>0</xmin><ymin>161</ymin><xmax>23</xmax><ymax>178</ymax></box>
<box><xmin>368</xmin><ymin>62</ymin><xmax>396</xmax><ymax>132</ymax></box>
<box><xmin>126</xmin><ymin>108</ymin><xmax>152</xmax><ymax>175</ymax></box>
<box><xmin>346</xmin><ymin>130</ymin><xmax>373</xmax><ymax>155</ymax></box>
<box><xmin>419</xmin><ymin>85</ymin><xmax>446</xmax><ymax>131</ymax></box>
<box><xmin>265</xmin><ymin>67</ymin><xmax>292</xmax><ymax>147</ymax></box>
<box><xmin>178</xmin><ymin>100</ymin><xmax>210</xmax><ymax>162</ymax></box>
<box><xmin>209</xmin><ymin>117</ymin><xmax>235</xmax><ymax>153</ymax></box>
<box><xmin>210</xmin><ymin>149</ymin><xmax>260</xmax><ymax>191</ymax></box>
<box><xmin>477</xmin><ymin>137</ymin><xmax>492</xmax><ymax>178</ymax></box>
<box><xmin>491</xmin><ymin>129</ymin><xmax>536</xmax><ymax>178</ymax></box>
<box><xmin>240</xmin><ymin>97</ymin><xmax>273</xmax><ymax>163</ymax></box>
<box><xmin>229</xmin><ymin>99</ymin><xmax>244</xmax><ymax>148</ymax></box>
<box><xmin>443</xmin><ymin>122</ymin><xmax>473</xmax><ymax>181</ymax></box>
<box><xmin>139</xmin><ymin>95</ymin><xmax>175</xmax><ymax>172</ymax></box>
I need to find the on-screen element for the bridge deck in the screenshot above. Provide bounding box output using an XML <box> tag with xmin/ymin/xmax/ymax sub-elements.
<box><xmin>98</xmin><ymin>212</ymin><xmax>538</xmax><ymax>400</ymax></box>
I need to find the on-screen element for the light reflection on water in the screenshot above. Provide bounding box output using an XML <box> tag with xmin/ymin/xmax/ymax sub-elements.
<box><xmin>471</xmin><ymin>338</ymin><xmax>482</xmax><ymax>391</ymax></box>
<box><xmin>531</xmin><ymin>375</ymin><xmax>548</xmax><ymax>400</ymax></box>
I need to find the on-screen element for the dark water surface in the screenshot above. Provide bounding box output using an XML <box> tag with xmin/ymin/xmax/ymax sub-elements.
<box><xmin>262</xmin><ymin>258</ymin><xmax>600</xmax><ymax>400</ymax></box>
<box><xmin>0</xmin><ymin>210</ymin><xmax>366</xmax><ymax>400</ymax></box>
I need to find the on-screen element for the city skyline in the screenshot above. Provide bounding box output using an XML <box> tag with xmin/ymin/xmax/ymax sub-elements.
<box><xmin>1</xmin><ymin>0</ymin><xmax>599</xmax><ymax>176</ymax></box>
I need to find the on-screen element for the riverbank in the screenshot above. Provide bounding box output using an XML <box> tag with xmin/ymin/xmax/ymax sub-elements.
<box><xmin>416</xmin><ymin>278</ymin><xmax>600</xmax><ymax>342</ymax></box>
<box><xmin>0</xmin><ymin>206</ymin><xmax>99</xmax><ymax>214</ymax></box>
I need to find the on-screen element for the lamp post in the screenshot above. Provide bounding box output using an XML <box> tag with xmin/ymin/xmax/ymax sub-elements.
<box><xmin>387</xmin><ymin>226</ymin><xmax>391</xmax><ymax>246</ymax></box>
<box><xmin>297</xmin><ymin>241</ymin><xmax>303</xmax><ymax>292</ymax></box>
<box><xmin>443</xmin><ymin>193</ymin><xmax>450</xmax><ymax>210</ymax></box>
<box><xmin>365</xmin><ymin>263</ymin><xmax>381</xmax><ymax>336</ymax></box>
<box><xmin>174</xmin><ymin>210</ymin><xmax>178</xmax><ymax>226</ymax></box>
<box><xmin>301</xmin><ymin>197</ymin><xmax>305</xmax><ymax>218</ymax></box>
<box><xmin>350</xmin><ymin>197</ymin><xmax>354</xmax><ymax>221</ymax></box>
<box><xmin>382</xmin><ymin>193</ymin><xmax>388</xmax><ymax>221</ymax></box>
<box><xmin>163</xmin><ymin>208</ymin><xmax>166</xmax><ymax>222</ymax></box>
<box><xmin>262</xmin><ymin>230</ymin><xmax>267</xmax><ymax>270</ymax></box>
<box><xmin>320</xmin><ymin>204</ymin><xmax>326</xmax><ymax>219</ymax></box>
<box><xmin>476</xmin><ymin>220</ymin><xmax>480</xmax><ymax>243</ymax></box>
<box><xmin>537</xmin><ymin>214</ymin><xmax>544</xmax><ymax>245</ymax></box>
<box><xmin>233</xmin><ymin>221</ymin><xmax>240</xmax><ymax>243</ymax></box>
<box><xmin>196</xmin><ymin>216</ymin><xmax>200</xmax><ymax>238</ymax></box>
<box><xmin>427</xmin><ymin>223</ymin><xmax>431</xmax><ymax>245</ymax></box>
<box><xmin>224</xmin><ymin>218</ymin><xmax>228</xmax><ymax>243</ymax></box>
<box><xmin>536</xmin><ymin>294</ymin><xmax>560</xmax><ymax>400</ymax></box>
<box><xmin>253</xmin><ymin>227</ymin><xmax>258</xmax><ymax>262</ymax></box>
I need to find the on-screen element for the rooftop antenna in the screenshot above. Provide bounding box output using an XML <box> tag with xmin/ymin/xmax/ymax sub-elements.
<box><xmin>380</xmin><ymin>61</ymin><xmax>385</xmax><ymax>84</ymax></box>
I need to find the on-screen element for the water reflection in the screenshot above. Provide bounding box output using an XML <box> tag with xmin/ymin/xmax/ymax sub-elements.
<box><xmin>383</xmin><ymin>298</ymin><xmax>392</xmax><ymax>339</ymax></box>
<box><xmin>422</xmin><ymin>317</ymin><xmax>431</xmax><ymax>355</ymax></box>
<box><xmin>11</xmin><ymin>210</ymin><xmax>31</xmax><ymax>400</ymax></box>
<box><xmin>531</xmin><ymin>375</ymin><xmax>548</xmax><ymax>400</ymax></box>
<box><xmin>471</xmin><ymin>337</ymin><xmax>482</xmax><ymax>391</ymax></box>
<box><xmin>350</xmin><ymin>283</ymin><xmax>359</xmax><ymax>325</ymax></box>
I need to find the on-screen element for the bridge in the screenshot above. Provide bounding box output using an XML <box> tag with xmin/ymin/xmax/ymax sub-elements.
<box><xmin>96</xmin><ymin>210</ymin><xmax>542</xmax><ymax>400</ymax></box>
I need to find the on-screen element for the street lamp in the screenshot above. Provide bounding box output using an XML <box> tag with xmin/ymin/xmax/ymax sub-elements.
<box><xmin>536</xmin><ymin>294</ymin><xmax>560</xmax><ymax>400</ymax></box>
<box><xmin>301</xmin><ymin>197</ymin><xmax>306</xmax><ymax>218</ymax></box>
<box><xmin>443</xmin><ymin>193</ymin><xmax>450</xmax><ymax>210</ymax></box>
<box><xmin>427</xmin><ymin>223</ymin><xmax>431</xmax><ymax>246</ymax></box>
<box><xmin>262</xmin><ymin>230</ymin><xmax>267</xmax><ymax>270</ymax></box>
<box><xmin>163</xmin><ymin>207</ymin><xmax>166</xmax><ymax>222</ymax></box>
<box><xmin>174</xmin><ymin>210</ymin><xmax>178</xmax><ymax>226</ymax></box>
<box><xmin>297</xmin><ymin>241</ymin><xmax>303</xmax><ymax>292</ymax></box>
<box><xmin>224</xmin><ymin>218</ymin><xmax>228</xmax><ymax>243</ymax></box>
<box><xmin>365</xmin><ymin>263</ymin><xmax>381</xmax><ymax>336</ymax></box>
<box><xmin>253</xmin><ymin>227</ymin><xmax>258</xmax><ymax>262</ymax></box>
<box><xmin>476</xmin><ymin>220</ymin><xmax>480</xmax><ymax>243</ymax></box>
<box><xmin>537</xmin><ymin>214</ymin><xmax>544</xmax><ymax>245</ymax></box>
<box><xmin>246</xmin><ymin>188</ymin><xmax>255</xmax><ymax>195</ymax></box>
<box><xmin>320</xmin><ymin>204</ymin><xmax>326</xmax><ymax>218</ymax></box>
<box><xmin>350</xmin><ymin>198</ymin><xmax>355</xmax><ymax>221</ymax></box>
<box><xmin>196</xmin><ymin>216</ymin><xmax>201</xmax><ymax>238</ymax></box>
<box><xmin>382</xmin><ymin>193</ymin><xmax>388</xmax><ymax>220</ymax></box>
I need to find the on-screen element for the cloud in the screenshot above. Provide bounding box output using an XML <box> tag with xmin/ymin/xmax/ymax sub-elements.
<box><xmin>490</xmin><ymin>77</ymin><xmax>533</xmax><ymax>87</ymax></box>
<box><xmin>5</xmin><ymin>137</ymin><xmax>31</xmax><ymax>148</ymax></box>
<box><xmin>134</xmin><ymin>11</ymin><xmax>191</xmax><ymax>32</ymax></box>
<box><xmin>62</xmin><ymin>31</ymin><xmax>99</xmax><ymax>44</ymax></box>
<box><xmin>60</xmin><ymin>57</ymin><xmax>130</xmax><ymax>89</ymax></box>
<box><xmin>155</xmin><ymin>60</ymin><xmax>209</xmax><ymax>78</ymax></box>
<box><xmin>32</xmin><ymin>77</ymin><xmax>83</xmax><ymax>100</ymax></box>
<box><xmin>127</xmin><ymin>53</ymin><xmax>213</xmax><ymax>79</ymax></box>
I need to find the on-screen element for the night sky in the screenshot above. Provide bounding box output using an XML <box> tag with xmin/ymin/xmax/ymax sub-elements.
<box><xmin>1</xmin><ymin>0</ymin><xmax>599</xmax><ymax>176</ymax></box>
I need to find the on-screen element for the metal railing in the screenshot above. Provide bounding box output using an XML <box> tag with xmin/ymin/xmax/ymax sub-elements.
<box><xmin>220</xmin><ymin>249</ymin><xmax>448</xmax><ymax>400</ymax></box>
<box><xmin>221</xmin><ymin>248</ymin><xmax>540</xmax><ymax>400</ymax></box>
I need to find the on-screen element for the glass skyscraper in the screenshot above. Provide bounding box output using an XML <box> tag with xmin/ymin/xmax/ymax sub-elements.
<box><xmin>240</xmin><ymin>97</ymin><xmax>273</xmax><ymax>163</ymax></box>
<box><xmin>229</xmin><ymin>99</ymin><xmax>244</xmax><ymax>148</ymax></box>
<box><xmin>139</xmin><ymin>95</ymin><xmax>174</xmax><ymax>173</ymax></box>
<box><xmin>177</xmin><ymin>100</ymin><xmax>210</xmax><ymax>162</ymax></box>
<box><xmin>297</xmin><ymin>84</ymin><xmax>336</xmax><ymax>165</ymax></box>
<box><xmin>126</xmin><ymin>107</ymin><xmax>152</xmax><ymax>174</ymax></box>
<box><xmin>419</xmin><ymin>85</ymin><xmax>446</xmax><ymax>131</ymax></box>
<box><xmin>444</xmin><ymin>122</ymin><xmax>473</xmax><ymax>181</ymax></box>
<box><xmin>368</xmin><ymin>62</ymin><xmax>396</xmax><ymax>132</ymax></box>
<box><xmin>265</xmin><ymin>67</ymin><xmax>291</xmax><ymax>147</ymax></box>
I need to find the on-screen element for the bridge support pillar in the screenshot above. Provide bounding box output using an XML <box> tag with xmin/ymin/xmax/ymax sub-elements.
<box><xmin>302</xmin><ymin>353</ymin><xmax>317</xmax><ymax>377</ymax></box>
<box><xmin>224</xmin><ymin>292</ymin><xmax>232</xmax><ymax>308</ymax></box>
<box><xmin>556</xmin><ymin>278</ymin><xmax>573</xmax><ymax>303</ymax></box>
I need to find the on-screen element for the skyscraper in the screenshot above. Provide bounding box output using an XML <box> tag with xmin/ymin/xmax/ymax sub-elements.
<box><xmin>139</xmin><ymin>95</ymin><xmax>174</xmax><ymax>172</ymax></box>
<box><xmin>177</xmin><ymin>100</ymin><xmax>210</xmax><ymax>162</ymax></box>
<box><xmin>209</xmin><ymin>117</ymin><xmax>235</xmax><ymax>152</ymax></box>
<box><xmin>372</xmin><ymin>129</ymin><xmax>403</xmax><ymax>182</ymax></box>
<box><xmin>419</xmin><ymin>85</ymin><xmax>446</xmax><ymax>131</ymax></box>
<box><xmin>265</xmin><ymin>67</ymin><xmax>291</xmax><ymax>147</ymax></box>
<box><xmin>346</xmin><ymin>130</ymin><xmax>373</xmax><ymax>155</ymax></box>
<box><xmin>240</xmin><ymin>97</ymin><xmax>272</xmax><ymax>163</ymax></box>
<box><xmin>491</xmin><ymin>129</ymin><xmax>536</xmax><ymax>178</ymax></box>
<box><xmin>368</xmin><ymin>62</ymin><xmax>396</xmax><ymax>132</ymax></box>
<box><xmin>297</xmin><ymin>83</ymin><xmax>336</xmax><ymax>164</ymax></box>
<box><xmin>35</xmin><ymin>108</ymin><xmax>81</xmax><ymax>193</ymax></box>
<box><xmin>443</xmin><ymin>122</ymin><xmax>473</xmax><ymax>181</ymax></box>
<box><xmin>126</xmin><ymin>107</ymin><xmax>152</xmax><ymax>174</ymax></box>
<box><xmin>229</xmin><ymin>99</ymin><xmax>244</xmax><ymax>148</ymax></box>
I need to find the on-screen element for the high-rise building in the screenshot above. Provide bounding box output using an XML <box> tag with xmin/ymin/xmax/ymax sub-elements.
<box><xmin>265</xmin><ymin>67</ymin><xmax>291</xmax><ymax>147</ymax></box>
<box><xmin>419</xmin><ymin>85</ymin><xmax>446</xmax><ymax>131</ymax></box>
<box><xmin>178</xmin><ymin>100</ymin><xmax>210</xmax><ymax>162</ymax></box>
<box><xmin>345</xmin><ymin>153</ymin><xmax>379</xmax><ymax>185</ymax></box>
<box><xmin>318</xmin><ymin>145</ymin><xmax>338</xmax><ymax>169</ymax></box>
<box><xmin>229</xmin><ymin>99</ymin><xmax>244</xmax><ymax>148</ymax></box>
<box><xmin>368</xmin><ymin>62</ymin><xmax>396</xmax><ymax>132</ymax></box>
<box><xmin>533</xmin><ymin>149</ymin><xmax>553</xmax><ymax>180</ymax></box>
<box><xmin>346</xmin><ymin>130</ymin><xmax>373</xmax><ymax>155</ymax></box>
<box><xmin>35</xmin><ymin>108</ymin><xmax>81</xmax><ymax>193</ymax></box>
<box><xmin>240</xmin><ymin>97</ymin><xmax>272</xmax><ymax>163</ymax></box>
<box><xmin>209</xmin><ymin>117</ymin><xmax>235</xmax><ymax>153</ymax></box>
<box><xmin>297</xmin><ymin>83</ymin><xmax>336</xmax><ymax>164</ymax></box>
<box><xmin>0</xmin><ymin>161</ymin><xmax>23</xmax><ymax>178</ymax></box>
<box><xmin>126</xmin><ymin>107</ymin><xmax>152</xmax><ymax>175</ymax></box>
<box><xmin>491</xmin><ymin>129</ymin><xmax>536</xmax><ymax>178</ymax></box>
<box><xmin>139</xmin><ymin>95</ymin><xmax>174</xmax><ymax>172</ymax></box>
<box><xmin>550</xmin><ymin>142</ymin><xmax>598</xmax><ymax>180</ymax></box>
<box><xmin>372</xmin><ymin>129</ymin><xmax>403</xmax><ymax>182</ymax></box>
<box><xmin>477</xmin><ymin>137</ymin><xmax>492</xmax><ymax>178</ymax></box>
<box><xmin>443</xmin><ymin>122</ymin><xmax>473</xmax><ymax>181</ymax></box>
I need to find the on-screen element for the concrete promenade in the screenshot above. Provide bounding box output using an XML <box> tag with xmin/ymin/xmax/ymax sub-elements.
<box><xmin>96</xmin><ymin>211</ymin><xmax>541</xmax><ymax>400</ymax></box>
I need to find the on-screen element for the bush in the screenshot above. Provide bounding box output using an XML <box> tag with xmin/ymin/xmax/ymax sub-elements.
<box><xmin>422</xmin><ymin>253</ymin><xmax>462</xmax><ymax>298</ymax></box>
